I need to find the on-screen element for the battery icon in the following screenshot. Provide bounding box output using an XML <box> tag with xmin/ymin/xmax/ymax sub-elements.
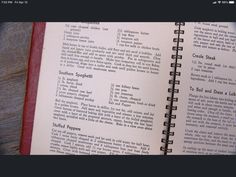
<box><xmin>229</xmin><ymin>1</ymin><xmax>235</xmax><ymax>3</ymax></box>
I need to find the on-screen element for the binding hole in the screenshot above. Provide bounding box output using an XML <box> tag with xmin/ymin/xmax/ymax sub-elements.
<box><xmin>164</xmin><ymin>113</ymin><xmax>176</xmax><ymax>119</ymax></box>
<box><xmin>162</xmin><ymin>130</ymin><xmax>175</xmax><ymax>136</ymax></box>
<box><xmin>171</xmin><ymin>63</ymin><xmax>182</xmax><ymax>67</ymax></box>
<box><xmin>175</xmin><ymin>22</ymin><xmax>185</xmax><ymax>26</ymax></box>
<box><xmin>164</xmin><ymin>121</ymin><xmax>176</xmax><ymax>127</ymax></box>
<box><xmin>174</xmin><ymin>30</ymin><xmax>184</xmax><ymax>34</ymax></box>
<box><xmin>172</xmin><ymin>106</ymin><xmax>177</xmax><ymax>110</ymax></box>
<box><xmin>171</xmin><ymin>55</ymin><xmax>182</xmax><ymax>59</ymax></box>
<box><xmin>160</xmin><ymin>146</ymin><xmax>172</xmax><ymax>153</ymax></box>
<box><xmin>167</xmin><ymin>97</ymin><xmax>178</xmax><ymax>102</ymax></box>
<box><xmin>160</xmin><ymin>146</ymin><xmax>165</xmax><ymax>151</ymax></box>
<box><xmin>168</xmin><ymin>88</ymin><xmax>179</xmax><ymax>93</ymax></box>
<box><xmin>161</xmin><ymin>139</ymin><xmax>174</xmax><ymax>144</ymax></box>
<box><xmin>170</xmin><ymin>71</ymin><xmax>181</xmax><ymax>76</ymax></box>
<box><xmin>168</xmin><ymin>140</ymin><xmax>174</xmax><ymax>144</ymax></box>
<box><xmin>169</xmin><ymin>80</ymin><xmax>180</xmax><ymax>85</ymax></box>
<box><xmin>166</xmin><ymin>105</ymin><xmax>177</xmax><ymax>110</ymax></box>
<box><xmin>172</xmin><ymin>46</ymin><xmax>183</xmax><ymax>51</ymax></box>
<box><xmin>173</xmin><ymin>38</ymin><xmax>184</xmax><ymax>42</ymax></box>
<box><xmin>178</xmin><ymin>46</ymin><xmax>183</xmax><ymax>51</ymax></box>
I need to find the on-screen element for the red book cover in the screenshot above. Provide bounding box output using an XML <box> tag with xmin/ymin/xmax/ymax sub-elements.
<box><xmin>20</xmin><ymin>22</ymin><xmax>46</xmax><ymax>155</ymax></box>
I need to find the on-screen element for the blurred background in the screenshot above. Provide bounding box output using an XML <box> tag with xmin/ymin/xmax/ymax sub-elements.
<box><xmin>0</xmin><ymin>23</ymin><xmax>32</xmax><ymax>154</ymax></box>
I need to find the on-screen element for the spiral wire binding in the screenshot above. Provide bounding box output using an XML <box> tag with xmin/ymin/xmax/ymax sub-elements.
<box><xmin>160</xmin><ymin>22</ymin><xmax>185</xmax><ymax>154</ymax></box>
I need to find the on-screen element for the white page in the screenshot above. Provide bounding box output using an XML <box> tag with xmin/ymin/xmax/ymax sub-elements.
<box><xmin>30</xmin><ymin>22</ymin><xmax>176</xmax><ymax>155</ymax></box>
<box><xmin>172</xmin><ymin>22</ymin><xmax>236</xmax><ymax>154</ymax></box>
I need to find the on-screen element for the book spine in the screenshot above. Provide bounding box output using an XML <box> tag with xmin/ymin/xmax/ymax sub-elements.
<box><xmin>160</xmin><ymin>22</ymin><xmax>185</xmax><ymax>155</ymax></box>
<box><xmin>19</xmin><ymin>22</ymin><xmax>46</xmax><ymax>155</ymax></box>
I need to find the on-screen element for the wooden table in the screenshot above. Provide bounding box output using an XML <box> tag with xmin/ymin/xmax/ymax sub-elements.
<box><xmin>0</xmin><ymin>23</ymin><xmax>32</xmax><ymax>155</ymax></box>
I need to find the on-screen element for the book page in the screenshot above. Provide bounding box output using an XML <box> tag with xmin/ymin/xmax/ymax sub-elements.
<box><xmin>30</xmin><ymin>22</ymin><xmax>176</xmax><ymax>155</ymax></box>
<box><xmin>172</xmin><ymin>22</ymin><xmax>236</xmax><ymax>154</ymax></box>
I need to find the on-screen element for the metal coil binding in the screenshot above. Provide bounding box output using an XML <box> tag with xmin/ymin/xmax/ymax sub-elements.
<box><xmin>164</xmin><ymin>113</ymin><xmax>176</xmax><ymax>119</ymax></box>
<box><xmin>172</xmin><ymin>46</ymin><xmax>183</xmax><ymax>51</ymax></box>
<box><xmin>174</xmin><ymin>30</ymin><xmax>184</xmax><ymax>34</ymax></box>
<box><xmin>170</xmin><ymin>71</ymin><xmax>181</xmax><ymax>76</ymax></box>
<box><xmin>160</xmin><ymin>22</ymin><xmax>185</xmax><ymax>155</ymax></box>
<box><xmin>171</xmin><ymin>55</ymin><xmax>182</xmax><ymax>59</ymax></box>
<box><xmin>169</xmin><ymin>80</ymin><xmax>180</xmax><ymax>85</ymax></box>
<box><xmin>171</xmin><ymin>63</ymin><xmax>182</xmax><ymax>67</ymax></box>
<box><xmin>173</xmin><ymin>38</ymin><xmax>184</xmax><ymax>42</ymax></box>
<box><xmin>163</xmin><ymin>130</ymin><xmax>175</xmax><ymax>136</ymax></box>
<box><xmin>166</xmin><ymin>105</ymin><xmax>177</xmax><ymax>110</ymax></box>
<box><xmin>160</xmin><ymin>146</ymin><xmax>172</xmax><ymax>153</ymax></box>
<box><xmin>167</xmin><ymin>97</ymin><xmax>178</xmax><ymax>102</ymax></box>
<box><xmin>168</xmin><ymin>88</ymin><xmax>179</xmax><ymax>93</ymax></box>
<box><xmin>164</xmin><ymin>121</ymin><xmax>176</xmax><ymax>127</ymax></box>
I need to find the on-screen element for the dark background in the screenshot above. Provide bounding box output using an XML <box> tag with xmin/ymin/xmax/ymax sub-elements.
<box><xmin>0</xmin><ymin>0</ymin><xmax>235</xmax><ymax>21</ymax></box>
